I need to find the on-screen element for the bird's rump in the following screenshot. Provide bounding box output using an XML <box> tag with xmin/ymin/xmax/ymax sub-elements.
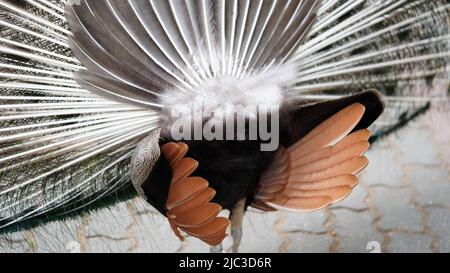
<box><xmin>135</xmin><ymin>91</ymin><xmax>383</xmax><ymax>246</ymax></box>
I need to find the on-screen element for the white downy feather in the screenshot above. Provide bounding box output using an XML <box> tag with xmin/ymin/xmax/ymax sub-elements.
<box><xmin>160</xmin><ymin>61</ymin><xmax>297</xmax><ymax>132</ymax></box>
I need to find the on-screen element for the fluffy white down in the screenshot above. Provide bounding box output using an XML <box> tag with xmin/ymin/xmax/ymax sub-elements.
<box><xmin>160</xmin><ymin>62</ymin><xmax>297</xmax><ymax>127</ymax></box>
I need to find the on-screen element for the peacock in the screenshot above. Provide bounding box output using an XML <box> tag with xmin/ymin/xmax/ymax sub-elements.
<box><xmin>0</xmin><ymin>0</ymin><xmax>448</xmax><ymax>252</ymax></box>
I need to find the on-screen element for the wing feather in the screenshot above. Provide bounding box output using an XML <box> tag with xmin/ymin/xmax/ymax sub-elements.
<box><xmin>255</xmin><ymin>103</ymin><xmax>371</xmax><ymax>212</ymax></box>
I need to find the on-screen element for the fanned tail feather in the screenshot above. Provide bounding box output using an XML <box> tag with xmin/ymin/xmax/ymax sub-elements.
<box><xmin>0</xmin><ymin>0</ymin><xmax>159</xmax><ymax>229</ymax></box>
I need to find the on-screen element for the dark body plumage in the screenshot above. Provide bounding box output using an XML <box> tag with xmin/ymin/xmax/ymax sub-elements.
<box><xmin>182</xmin><ymin>139</ymin><xmax>276</xmax><ymax>210</ymax></box>
<box><xmin>144</xmin><ymin>91</ymin><xmax>384</xmax><ymax>213</ymax></box>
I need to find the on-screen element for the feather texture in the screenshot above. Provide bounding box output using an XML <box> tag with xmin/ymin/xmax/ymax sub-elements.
<box><xmin>161</xmin><ymin>142</ymin><xmax>229</xmax><ymax>246</ymax></box>
<box><xmin>256</xmin><ymin>103</ymin><xmax>370</xmax><ymax>212</ymax></box>
<box><xmin>0</xmin><ymin>0</ymin><xmax>158</xmax><ymax>228</ymax></box>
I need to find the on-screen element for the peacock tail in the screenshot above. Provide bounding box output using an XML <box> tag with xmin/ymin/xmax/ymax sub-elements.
<box><xmin>0</xmin><ymin>0</ymin><xmax>449</xmax><ymax>231</ymax></box>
